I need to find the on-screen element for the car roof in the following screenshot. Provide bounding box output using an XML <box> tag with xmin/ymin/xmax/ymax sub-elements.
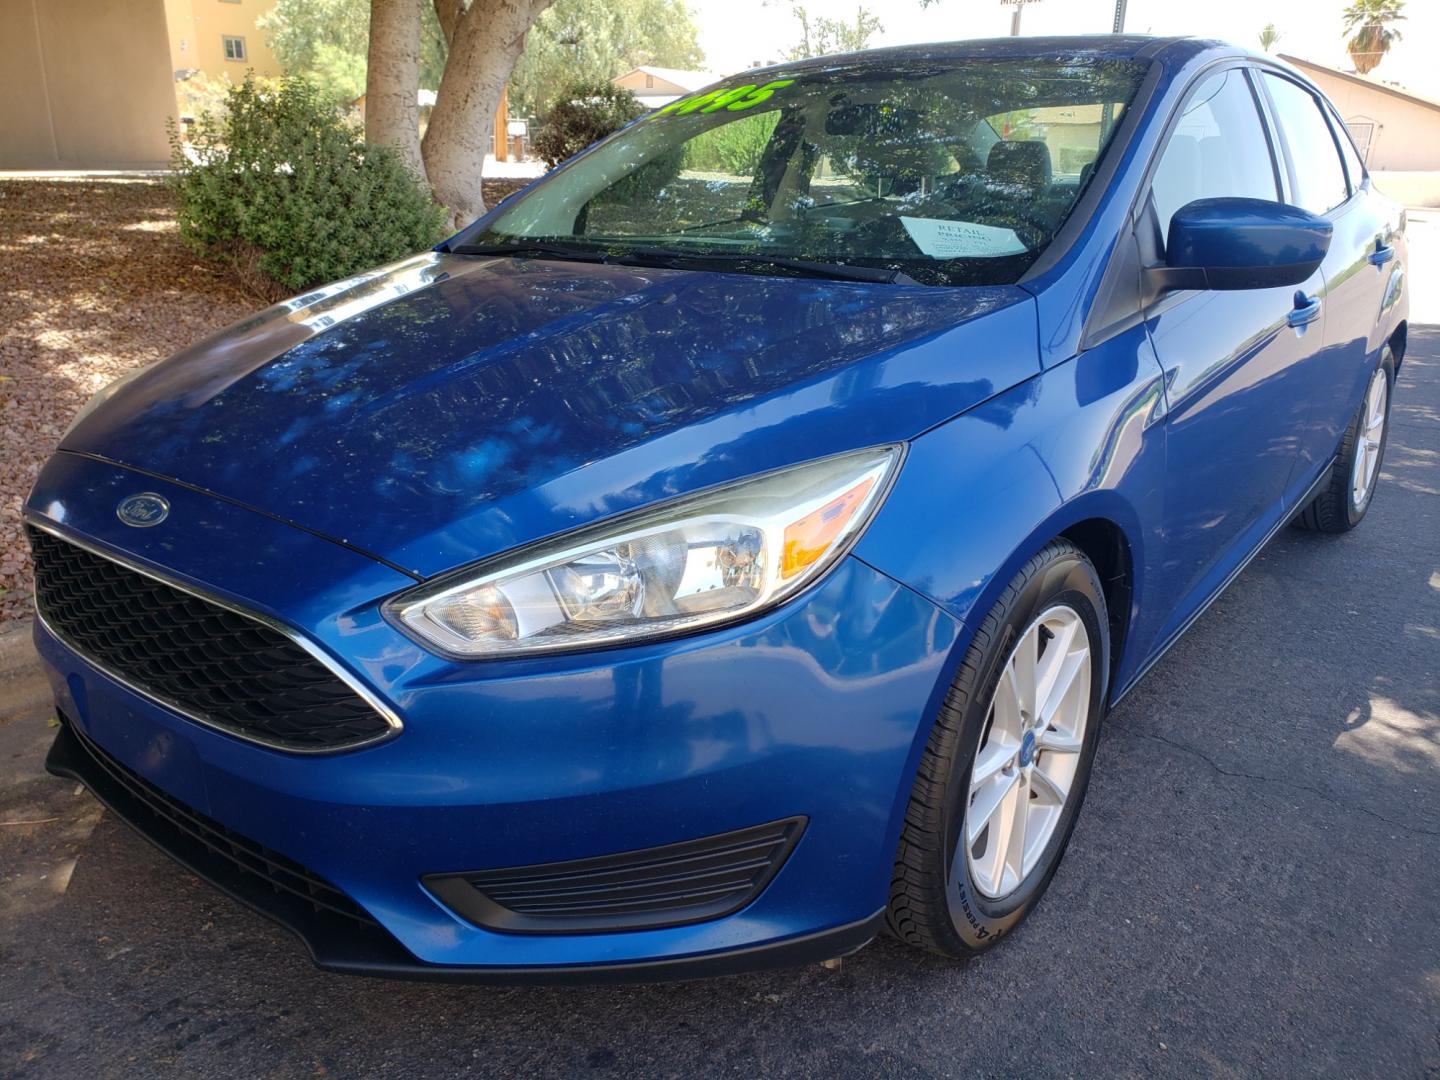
<box><xmin>735</xmin><ymin>35</ymin><xmax>1251</xmax><ymax>80</ymax></box>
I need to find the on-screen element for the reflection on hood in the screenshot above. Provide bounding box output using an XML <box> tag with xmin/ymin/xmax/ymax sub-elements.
<box><xmin>64</xmin><ymin>253</ymin><xmax>1035</xmax><ymax>576</ymax></box>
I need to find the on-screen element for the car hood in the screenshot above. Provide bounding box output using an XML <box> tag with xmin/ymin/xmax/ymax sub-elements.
<box><xmin>62</xmin><ymin>252</ymin><xmax>1038</xmax><ymax>578</ymax></box>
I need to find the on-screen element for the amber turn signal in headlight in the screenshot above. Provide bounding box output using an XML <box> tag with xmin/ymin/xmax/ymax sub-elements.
<box><xmin>385</xmin><ymin>447</ymin><xmax>901</xmax><ymax>659</ymax></box>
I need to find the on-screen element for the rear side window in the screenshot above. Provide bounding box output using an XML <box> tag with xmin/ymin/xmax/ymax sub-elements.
<box><xmin>1262</xmin><ymin>74</ymin><xmax>1350</xmax><ymax>214</ymax></box>
<box><xmin>1328</xmin><ymin>105</ymin><xmax>1367</xmax><ymax>192</ymax></box>
<box><xmin>1149</xmin><ymin>68</ymin><xmax>1279</xmax><ymax>245</ymax></box>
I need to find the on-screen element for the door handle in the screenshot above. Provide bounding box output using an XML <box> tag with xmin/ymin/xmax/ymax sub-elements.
<box><xmin>1368</xmin><ymin>242</ymin><xmax>1394</xmax><ymax>267</ymax></box>
<box><xmin>1288</xmin><ymin>292</ymin><xmax>1322</xmax><ymax>328</ymax></box>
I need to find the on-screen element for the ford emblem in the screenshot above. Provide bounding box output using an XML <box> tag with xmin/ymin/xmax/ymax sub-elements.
<box><xmin>116</xmin><ymin>493</ymin><xmax>170</xmax><ymax>528</ymax></box>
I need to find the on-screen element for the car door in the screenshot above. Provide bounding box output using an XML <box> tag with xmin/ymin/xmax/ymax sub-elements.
<box><xmin>1139</xmin><ymin>65</ymin><xmax>1325</xmax><ymax>649</ymax></box>
<box><xmin>1257</xmin><ymin>71</ymin><xmax>1396</xmax><ymax>478</ymax></box>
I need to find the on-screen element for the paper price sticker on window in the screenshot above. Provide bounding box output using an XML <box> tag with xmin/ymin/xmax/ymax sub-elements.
<box><xmin>899</xmin><ymin>216</ymin><xmax>1028</xmax><ymax>259</ymax></box>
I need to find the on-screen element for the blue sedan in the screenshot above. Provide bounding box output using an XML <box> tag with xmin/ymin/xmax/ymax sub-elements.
<box><xmin>27</xmin><ymin>35</ymin><xmax>1407</xmax><ymax>981</ymax></box>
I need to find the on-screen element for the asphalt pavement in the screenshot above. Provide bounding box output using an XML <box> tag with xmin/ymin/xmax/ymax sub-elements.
<box><xmin>1</xmin><ymin>332</ymin><xmax>1437</xmax><ymax>1077</ymax></box>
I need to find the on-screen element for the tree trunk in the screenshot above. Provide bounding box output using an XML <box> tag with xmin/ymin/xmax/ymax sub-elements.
<box><xmin>1347</xmin><ymin>25</ymin><xmax>1384</xmax><ymax>75</ymax></box>
<box><xmin>433</xmin><ymin>0</ymin><xmax>464</xmax><ymax>44</ymax></box>
<box><xmin>423</xmin><ymin>0</ymin><xmax>555</xmax><ymax>228</ymax></box>
<box><xmin>367</xmin><ymin>0</ymin><xmax>426</xmax><ymax>182</ymax></box>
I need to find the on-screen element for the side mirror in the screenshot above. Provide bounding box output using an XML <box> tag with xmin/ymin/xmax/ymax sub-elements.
<box><xmin>1148</xmin><ymin>196</ymin><xmax>1332</xmax><ymax>294</ymax></box>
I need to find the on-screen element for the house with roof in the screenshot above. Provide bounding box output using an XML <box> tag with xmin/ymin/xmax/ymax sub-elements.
<box><xmin>612</xmin><ymin>67</ymin><xmax>718</xmax><ymax>110</ymax></box>
<box><xmin>1280</xmin><ymin>54</ymin><xmax>1440</xmax><ymax>206</ymax></box>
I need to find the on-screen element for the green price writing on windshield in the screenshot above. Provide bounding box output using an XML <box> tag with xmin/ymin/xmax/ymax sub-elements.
<box><xmin>655</xmin><ymin>79</ymin><xmax>797</xmax><ymax>117</ymax></box>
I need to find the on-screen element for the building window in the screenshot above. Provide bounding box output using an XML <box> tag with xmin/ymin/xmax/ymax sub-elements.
<box><xmin>1345</xmin><ymin>119</ymin><xmax>1376</xmax><ymax>164</ymax></box>
<box><xmin>223</xmin><ymin>35</ymin><xmax>247</xmax><ymax>61</ymax></box>
<box><xmin>645</xmin><ymin>74</ymin><xmax>655</xmax><ymax>89</ymax></box>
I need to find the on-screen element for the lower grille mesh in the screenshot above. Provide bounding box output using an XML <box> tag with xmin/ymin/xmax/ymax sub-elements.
<box><xmin>28</xmin><ymin>526</ymin><xmax>392</xmax><ymax>751</ymax></box>
<box><xmin>425</xmin><ymin>817</ymin><xmax>806</xmax><ymax>933</ymax></box>
<box><xmin>64</xmin><ymin>717</ymin><xmax>376</xmax><ymax>927</ymax></box>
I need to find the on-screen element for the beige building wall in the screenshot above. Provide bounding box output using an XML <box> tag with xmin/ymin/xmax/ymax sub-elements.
<box><xmin>1283</xmin><ymin>58</ymin><xmax>1440</xmax><ymax>173</ymax></box>
<box><xmin>168</xmin><ymin>0</ymin><xmax>283</xmax><ymax>81</ymax></box>
<box><xmin>0</xmin><ymin>0</ymin><xmax>176</xmax><ymax>168</ymax></box>
<box><xmin>164</xmin><ymin>0</ymin><xmax>198</xmax><ymax>76</ymax></box>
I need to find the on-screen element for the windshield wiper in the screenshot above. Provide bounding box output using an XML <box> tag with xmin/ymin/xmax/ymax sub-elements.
<box><xmin>615</xmin><ymin>249</ymin><xmax>920</xmax><ymax>286</ymax></box>
<box><xmin>449</xmin><ymin>241</ymin><xmax>610</xmax><ymax>263</ymax></box>
<box><xmin>452</xmin><ymin>241</ymin><xmax>922</xmax><ymax>285</ymax></box>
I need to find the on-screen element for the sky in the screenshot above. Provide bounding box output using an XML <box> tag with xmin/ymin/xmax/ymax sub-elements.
<box><xmin>687</xmin><ymin>0</ymin><xmax>1440</xmax><ymax>100</ymax></box>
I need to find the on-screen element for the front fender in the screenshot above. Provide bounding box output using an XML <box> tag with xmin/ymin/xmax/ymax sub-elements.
<box><xmin>853</xmin><ymin>323</ymin><xmax>1168</xmax><ymax>698</ymax></box>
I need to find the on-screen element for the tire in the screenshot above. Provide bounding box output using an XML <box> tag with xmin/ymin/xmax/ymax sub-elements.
<box><xmin>1294</xmin><ymin>345</ymin><xmax>1396</xmax><ymax>533</ymax></box>
<box><xmin>886</xmin><ymin>539</ymin><xmax>1109</xmax><ymax>957</ymax></box>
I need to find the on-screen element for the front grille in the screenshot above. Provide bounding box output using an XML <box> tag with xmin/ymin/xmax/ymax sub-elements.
<box><xmin>28</xmin><ymin>526</ymin><xmax>393</xmax><ymax>751</ymax></box>
<box><xmin>424</xmin><ymin>817</ymin><xmax>806</xmax><ymax>934</ymax></box>
<box><xmin>59</xmin><ymin>716</ymin><xmax>376</xmax><ymax>928</ymax></box>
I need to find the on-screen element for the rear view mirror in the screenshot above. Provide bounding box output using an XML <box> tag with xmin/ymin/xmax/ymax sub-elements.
<box><xmin>1150</xmin><ymin>197</ymin><xmax>1332</xmax><ymax>293</ymax></box>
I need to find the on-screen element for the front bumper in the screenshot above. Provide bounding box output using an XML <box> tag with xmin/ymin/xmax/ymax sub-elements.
<box><xmin>44</xmin><ymin>718</ymin><xmax>884</xmax><ymax>982</ymax></box>
<box><xmin>30</xmin><ymin>452</ymin><xmax>961</xmax><ymax>981</ymax></box>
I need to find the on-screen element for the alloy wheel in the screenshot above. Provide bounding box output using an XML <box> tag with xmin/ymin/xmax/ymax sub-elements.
<box><xmin>963</xmin><ymin>604</ymin><xmax>1092</xmax><ymax>901</ymax></box>
<box><xmin>1351</xmin><ymin>367</ymin><xmax>1389</xmax><ymax>510</ymax></box>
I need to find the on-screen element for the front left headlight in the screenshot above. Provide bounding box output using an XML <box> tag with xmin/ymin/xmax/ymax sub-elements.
<box><xmin>385</xmin><ymin>446</ymin><xmax>902</xmax><ymax>659</ymax></box>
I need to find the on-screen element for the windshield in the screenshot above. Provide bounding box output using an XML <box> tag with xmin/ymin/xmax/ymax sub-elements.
<box><xmin>463</xmin><ymin>57</ymin><xmax>1149</xmax><ymax>286</ymax></box>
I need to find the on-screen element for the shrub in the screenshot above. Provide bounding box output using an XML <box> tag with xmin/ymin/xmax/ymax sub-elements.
<box><xmin>168</xmin><ymin>75</ymin><xmax>448</xmax><ymax>299</ymax></box>
<box><xmin>683</xmin><ymin>111</ymin><xmax>780</xmax><ymax>175</ymax></box>
<box><xmin>532</xmin><ymin>81</ymin><xmax>646</xmax><ymax>169</ymax></box>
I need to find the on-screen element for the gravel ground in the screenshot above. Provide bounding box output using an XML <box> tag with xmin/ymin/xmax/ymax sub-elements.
<box><xmin>0</xmin><ymin>179</ymin><xmax>256</xmax><ymax>622</ymax></box>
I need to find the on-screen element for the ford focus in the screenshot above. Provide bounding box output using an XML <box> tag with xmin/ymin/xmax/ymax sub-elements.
<box><xmin>28</xmin><ymin>35</ymin><xmax>1407</xmax><ymax>981</ymax></box>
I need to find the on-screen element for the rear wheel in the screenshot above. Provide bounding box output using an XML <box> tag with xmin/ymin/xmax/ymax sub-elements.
<box><xmin>1295</xmin><ymin>347</ymin><xmax>1395</xmax><ymax>533</ymax></box>
<box><xmin>886</xmin><ymin>540</ymin><xmax>1108</xmax><ymax>957</ymax></box>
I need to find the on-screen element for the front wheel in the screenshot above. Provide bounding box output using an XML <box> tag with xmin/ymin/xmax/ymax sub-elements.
<box><xmin>886</xmin><ymin>539</ymin><xmax>1109</xmax><ymax>957</ymax></box>
<box><xmin>1295</xmin><ymin>347</ymin><xmax>1395</xmax><ymax>533</ymax></box>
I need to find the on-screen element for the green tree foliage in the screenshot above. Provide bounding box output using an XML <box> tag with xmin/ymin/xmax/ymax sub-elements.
<box><xmin>168</xmin><ymin>76</ymin><xmax>448</xmax><ymax>297</ymax></box>
<box><xmin>259</xmin><ymin>0</ymin><xmax>365</xmax><ymax>73</ymax></box>
<box><xmin>781</xmin><ymin>3</ymin><xmax>883</xmax><ymax>60</ymax></box>
<box><xmin>1257</xmin><ymin>23</ymin><xmax>1281</xmax><ymax>52</ymax></box>
<box><xmin>532</xmin><ymin>81</ymin><xmax>647</xmax><ymax>168</ymax></box>
<box><xmin>507</xmin><ymin>0</ymin><xmax>704</xmax><ymax>118</ymax></box>
<box><xmin>260</xmin><ymin>0</ymin><xmax>700</xmax><ymax>118</ymax></box>
<box><xmin>310</xmin><ymin>41</ymin><xmax>370</xmax><ymax>105</ymax></box>
<box><xmin>258</xmin><ymin>0</ymin><xmax>448</xmax><ymax>103</ymax></box>
<box><xmin>1342</xmin><ymin>0</ymin><xmax>1405</xmax><ymax>74</ymax></box>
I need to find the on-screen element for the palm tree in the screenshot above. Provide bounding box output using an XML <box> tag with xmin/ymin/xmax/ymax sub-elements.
<box><xmin>1342</xmin><ymin>0</ymin><xmax>1405</xmax><ymax>76</ymax></box>
<box><xmin>1258</xmin><ymin>23</ymin><xmax>1281</xmax><ymax>52</ymax></box>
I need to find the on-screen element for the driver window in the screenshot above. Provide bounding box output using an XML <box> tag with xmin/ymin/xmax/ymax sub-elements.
<box><xmin>1149</xmin><ymin>69</ymin><xmax>1280</xmax><ymax>248</ymax></box>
